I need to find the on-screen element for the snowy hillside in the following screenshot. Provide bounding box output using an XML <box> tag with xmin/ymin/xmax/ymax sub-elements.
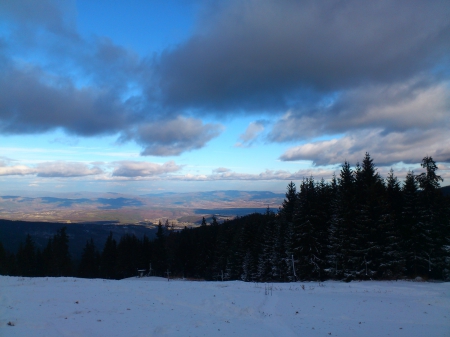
<box><xmin>1</xmin><ymin>276</ymin><xmax>449</xmax><ymax>337</ymax></box>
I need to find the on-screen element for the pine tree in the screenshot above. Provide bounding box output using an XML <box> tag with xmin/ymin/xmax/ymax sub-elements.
<box><xmin>401</xmin><ymin>171</ymin><xmax>422</xmax><ymax>277</ymax></box>
<box><xmin>153</xmin><ymin>221</ymin><xmax>167</xmax><ymax>275</ymax></box>
<box><xmin>380</xmin><ymin>169</ymin><xmax>404</xmax><ymax>278</ymax></box>
<box><xmin>0</xmin><ymin>241</ymin><xmax>6</xmax><ymax>275</ymax></box>
<box><xmin>78</xmin><ymin>238</ymin><xmax>100</xmax><ymax>278</ymax></box>
<box><xmin>16</xmin><ymin>234</ymin><xmax>37</xmax><ymax>277</ymax></box>
<box><xmin>330</xmin><ymin>161</ymin><xmax>365</xmax><ymax>280</ymax></box>
<box><xmin>354</xmin><ymin>153</ymin><xmax>386</xmax><ymax>278</ymax></box>
<box><xmin>257</xmin><ymin>208</ymin><xmax>279</xmax><ymax>281</ymax></box>
<box><xmin>280</xmin><ymin>181</ymin><xmax>297</xmax><ymax>224</ymax></box>
<box><xmin>41</xmin><ymin>227</ymin><xmax>71</xmax><ymax>276</ymax></box>
<box><xmin>291</xmin><ymin>177</ymin><xmax>328</xmax><ymax>280</ymax></box>
<box><xmin>53</xmin><ymin>227</ymin><xmax>72</xmax><ymax>276</ymax></box>
<box><xmin>100</xmin><ymin>232</ymin><xmax>117</xmax><ymax>279</ymax></box>
<box><xmin>415</xmin><ymin>156</ymin><xmax>446</xmax><ymax>278</ymax></box>
<box><xmin>116</xmin><ymin>234</ymin><xmax>142</xmax><ymax>278</ymax></box>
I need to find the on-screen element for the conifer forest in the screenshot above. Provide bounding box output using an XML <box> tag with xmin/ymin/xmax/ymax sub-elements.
<box><xmin>1</xmin><ymin>154</ymin><xmax>449</xmax><ymax>281</ymax></box>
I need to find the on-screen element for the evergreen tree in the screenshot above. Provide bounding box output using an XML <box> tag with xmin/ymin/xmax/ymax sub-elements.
<box><xmin>280</xmin><ymin>181</ymin><xmax>297</xmax><ymax>224</ymax></box>
<box><xmin>380</xmin><ymin>169</ymin><xmax>404</xmax><ymax>278</ymax></box>
<box><xmin>211</xmin><ymin>216</ymin><xmax>219</xmax><ymax>226</ymax></box>
<box><xmin>291</xmin><ymin>178</ymin><xmax>329</xmax><ymax>280</ymax></box>
<box><xmin>0</xmin><ymin>241</ymin><xmax>6</xmax><ymax>275</ymax></box>
<box><xmin>333</xmin><ymin>161</ymin><xmax>358</xmax><ymax>280</ymax></box>
<box><xmin>401</xmin><ymin>171</ymin><xmax>422</xmax><ymax>277</ymax></box>
<box><xmin>153</xmin><ymin>221</ymin><xmax>167</xmax><ymax>275</ymax></box>
<box><xmin>116</xmin><ymin>234</ymin><xmax>142</xmax><ymax>278</ymax></box>
<box><xmin>354</xmin><ymin>153</ymin><xmax>386</xmax><ymax>278</ymax></box>
<box><xmin>100</xmin><ymin>232</ymin><xmax>117</xmax><ymax>279</ymax></box>
<box><xmin>16</xmin><ymin>234</ymin><xmax>37</xmax><ymax>276</ymax></box>
<box><xmin>257</xmin><ymin>208</ymin><xmax>280</xmax><ymax>281</ymax></box>
<box><xmin>415</xmin><ymin>156</ymin><xmax>446</xmax><ymax>278</ymax></box>
<box><xmin>41</xmin><ymin>227</ymin><xmax>71</xmax><ymax>276</ymax></box>
<box><xmin>53</xmin><ymin>227</ymin><xmax>72</xmax><ymax>276</ymax></box>
<box><xmin>78</xmin><ymin>238</ymin><xmax>100</xmax><ymax>278</ymax></box>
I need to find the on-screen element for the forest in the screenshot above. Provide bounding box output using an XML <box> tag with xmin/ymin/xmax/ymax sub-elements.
<box><xmin>1</xmin><ymin>154</ymin><xmax>449</xmax><ymax>281</ymax></box>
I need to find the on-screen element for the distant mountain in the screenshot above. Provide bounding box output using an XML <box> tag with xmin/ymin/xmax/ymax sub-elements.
<box><xmin>141</xmin><ymin>190</ymin><xmax>285</xmax><ymax>205</ymax></box>
<box><xmin>441</xmin><ymin>185</ymin><xmax>450</xmax><ymax>196</ymax></box>
<box><xmin>0</xmin><ymin>190</ymin><xmax>284</xmax><ymax>223</ymax></box>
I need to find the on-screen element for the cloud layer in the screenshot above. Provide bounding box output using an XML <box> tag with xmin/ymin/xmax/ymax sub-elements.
<box><xmin>156</xmin><ymin>0</ymin><xmax>450</xmax><ymax>111</ymax></box>
<box><xmin>1</xmin><ymin>0</ymin><xmax>450</xmax><ymax>169</ymax></box>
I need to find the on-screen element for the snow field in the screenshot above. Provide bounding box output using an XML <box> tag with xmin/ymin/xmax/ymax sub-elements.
<box><xmin>1</xmin><ymin>276</ymin><xmax>449</xmax><ymax>337</ymax></box>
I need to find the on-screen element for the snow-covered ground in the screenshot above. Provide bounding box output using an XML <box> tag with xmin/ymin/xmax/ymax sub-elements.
<box><xmin>1</xmin><ymin>276</ymin><xmax>449</xmax><ymax>337</ymax></box>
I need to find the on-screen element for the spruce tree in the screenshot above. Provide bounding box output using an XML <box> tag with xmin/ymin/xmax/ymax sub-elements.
<box><xmin>415</xmin><ymin>156</ymin><xmax>446</xmax><ymax>278</ymax></box>
<box><xmin>401</xmin><ymin>171</ymin><xmax>421</xmax><ymax>277</ymax></box>
<box><xmin>291</xmin><ymin>177</ymin><xmax>324</xmax><ymax>280</ymax></box>
<box><xmin>78</xmin><ymin>238</ymin><xmax>100</xmax><ymax>278</ymax></box>
<box><xmin>334</xmin><ymin>161</ymin><xmax>358</xmax><ymax>280</ymax></box>
<box><xmin>100</xmin><ymin>232</ymin><xmax>117</xmax><ymax>279</ymax></box>
<box><xmin>380</xmin><ymin>169</ymin><xmax>404</xmax><ymax>278</ymax></box>
<box><xmin>16</xmin><ymin>234</ymin><xmax>37</xmax><ymax>277</ymax></box>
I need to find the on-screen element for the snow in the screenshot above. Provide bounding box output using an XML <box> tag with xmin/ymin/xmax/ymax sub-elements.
<box><xmin>1</xmin><ymin>276</ymin><xmax>449</xmax><ymax>337</ymax></box>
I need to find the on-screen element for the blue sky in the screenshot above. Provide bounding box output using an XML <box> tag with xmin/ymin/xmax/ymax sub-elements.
<box><xmin>1</xmin><ymin>0</ymin><xmax>449</xmax><ymax>195</ymax></box>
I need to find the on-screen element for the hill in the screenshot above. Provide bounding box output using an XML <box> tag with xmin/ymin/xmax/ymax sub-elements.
<box><xmin>0</xmin><ymin>219</ymin><xmax>156</xmax><ymax>258</ymax></box>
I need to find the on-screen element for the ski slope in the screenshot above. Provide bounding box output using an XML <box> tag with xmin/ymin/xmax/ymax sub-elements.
<box><xmin>1</xmin><ymin>276</ymin><xmax>449</xmax><ymax>336</ymax></box>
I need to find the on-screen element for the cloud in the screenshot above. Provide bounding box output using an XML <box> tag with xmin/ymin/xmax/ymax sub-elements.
<box><xmin>213</xmin><ymin>167</ymin><xmax>231</xmax><ymax>174</ymax></box>
<box><xmin>129</xmin><ymin>117</ymin><xmax>224</xmax><ymax>156</ymax></box>
<box><xmin>235</xmin><ymin>121</ymin><xmax>265</xmax><ymax>147</ymax></box>
<box><xmin>0</xmin><ymin>164</ymin><xmax>36</xmax><ymax>176</ymax></box>
<box><xmin>112</xmin><ymin>161</ymin><xmax>182</xmax><ymax>177</ymax></box>
<box><xmin>0</xmin><ymin>63</ymin><xmax>133</xmax><ymax>136</ymax></box>
<box><xmin>172</xmin><ymin>168</ymin><xmax>336</xmax><ymax>182</ymax></box>
<box><xmin>0</xmin><ymin>0</ymin><xmax>76</xmax><ymax>37</ymax></box>
<box><xmin>2</xmin><ymin>0</ymin><xmax>450</xmax><ymax>165</ymax></box>
<box><xmin>36</xmin><ymin>162</ymin><xmax>103</xmax><ymax>177</ymax></box>
<box><xmin>0</xmin><ymin>160</ymin><xmax>103</xmax><ymax>177</ymax></box>
<box><xmin>269</xmin><ymin>79</ymin><xmax>450</xmax><ymax>142</ymax></box>
<box><xmin>155</xmin><ymin>0</ymin><xmax>450</xmax><ymax>111</ymax></box>
<box><xmin>274</xmin><ymin>78</ymin><xmax>450</xmax><ymax>166</ymax></box>
<box><xmin>280</xmin><ymin>129</ymin><xmax>450</xmax><ymax>166</ymax></box>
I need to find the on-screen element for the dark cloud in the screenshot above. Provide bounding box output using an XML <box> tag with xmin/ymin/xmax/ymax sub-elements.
<box><xmin>0</xmin><ymin>0</ymin><xmax>76</xmax><ymax>36</ymax></box>
<box><xmin>2</xmin><ymin>0</ymin><xmax>449</xmax><ymax>166</ymax></box>
<box><xmin>112</xmin><ymin>161</ymin><xmax>182</xmax><ymax>178</ymax></box>
<box><xmin>0</xmin><ymin>65</ymin><xmax>130</xmax><ymax>136</ymax></box>
<box><xmin>0</xmin><ymin>0</ymin><xmax>224</xmax><ymax>157</ymax></box>
<box><xmin>155</xmin><ymin>0</ymin><xmax>450</xmax><ymax>112</ymax></box>
<box><xmin>129</xmin><ymin>117</ymin><xmax>224</xmax><ymax>156</ymax></box>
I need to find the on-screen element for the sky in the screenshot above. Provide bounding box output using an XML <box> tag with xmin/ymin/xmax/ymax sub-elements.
<box><xmin>0</xmin><ymin>0</ymin><xmax>449</xmax><ymax>195</ymax></box>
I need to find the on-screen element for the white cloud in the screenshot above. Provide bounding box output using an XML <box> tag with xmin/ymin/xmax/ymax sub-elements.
<box><xmin>112</xmin><ymin>161</ymin><xmax>182</xmax><ymax>177</ymax></box>
<box><xmin>235</xmin><ymin>121</ymin><xmax>265</xmax><ymax>147</ymax></box>
<box><xmin>36</xmin><ymin>162</ymin><xmax>103</xmax><ymax>177</ymax></box>
<box><xmin>280</xmin><ymin>129</ymin><xmax>450</xmax><ymax>166</ymax></box>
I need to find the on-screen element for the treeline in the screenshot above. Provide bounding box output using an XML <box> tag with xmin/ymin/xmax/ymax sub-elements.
<box><xmin>0</xmin><ymin>228</ymin><xmax>156</xmax><ymax>279</ymax></box>
<box><xmin>1</xmin><ymin>154</ymin><xmax>449</xmax><ymax>281</ymax></box>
